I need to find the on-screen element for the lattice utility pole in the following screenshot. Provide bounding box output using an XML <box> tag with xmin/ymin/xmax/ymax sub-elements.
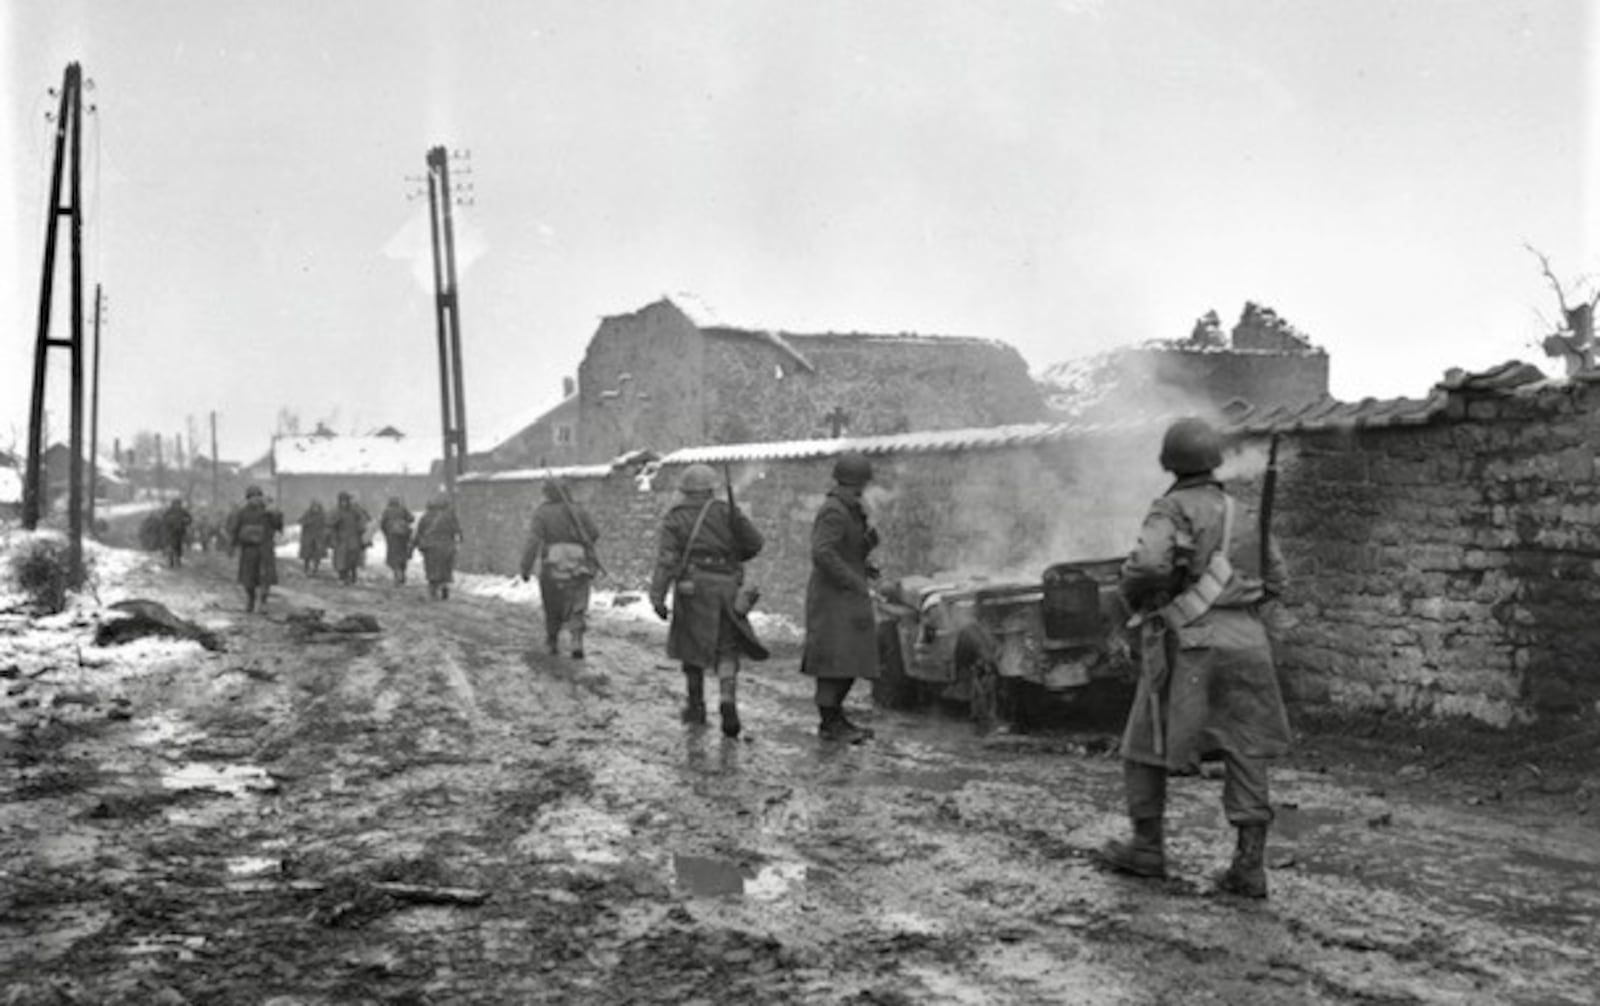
<box><xmin>22</xmin><ymin>62</ymin><xmax>89</xmax><ymax>586</ymax></box>
<box><xmin>424</xmin><ymin>146</ymin><xmax>472</xmax><ymax>492</ymax></box>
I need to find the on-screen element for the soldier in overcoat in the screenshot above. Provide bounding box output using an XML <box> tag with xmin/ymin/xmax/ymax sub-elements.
<box><xmin>161</xmin><ymin>499</ymin><xmax>193</xmax><ymax>569</ymax></box>
<box><xmin>226</xmin><ymin>486</ymin><xmax>284</xmax><ymax>612</ymax></box>
<box><xmin>380</xmin><ymin>497</ymin><xmax>416</xmax><ymax>585</ymax></box>
<box><xmin>1098</xmin><ymin>417</ymin><xmax>1292</xmax><ymax>898</ymax></box>
<box><xmin>414</xmin><ymin>494</ymin><xmax>464</xmax><ymax>600</ymax></box>
<box><xmin>800</xmin><ymin>452</ymin><xmax>882</xmax><ymax>744</ymax></box>
<box><xmin>327</xmin><ymin>491</ymin><xmax>371</xmax><ymax>585</ymax></box>
<box><xmin>648</xmin><ymin>463</ymin><xmax>766</xmax><ymax>739</ymax></box>
<box><xmin>520</xmin><ymin>480</ymin><xmax>601</xmax><ymax>656</ymax></box>
<box><xmin>297</xmin><ymin>500</ymin><xmax>329</xmax><ymax>575</ymax></box>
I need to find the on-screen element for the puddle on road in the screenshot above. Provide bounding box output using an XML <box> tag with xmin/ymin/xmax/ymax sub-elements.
<box><xmin>225</xmin><ymin>856</ymin><xmax>282</xmax><ymax>877</ymax></box>
<box><xmin>161</xmin><ymin>761</ymin><xmax>277</xmax><ymax>797</ymax></box>
<box><xmin>672</xmin><ymin>854</ymin><xmax>825</xmax><ymax>902</ymax></box>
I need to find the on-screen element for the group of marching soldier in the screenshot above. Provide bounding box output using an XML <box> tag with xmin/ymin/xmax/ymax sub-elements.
<box><xmin>202</xmin><ymin>415</ymin><xmax>1291</xmax><ymax>899</ymax></box>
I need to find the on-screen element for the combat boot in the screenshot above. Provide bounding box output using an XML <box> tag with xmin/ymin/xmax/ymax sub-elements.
<box><xmin>818</xmin><ymin>707</ymin><xmax>870</xmax><ymax>744</ymax></box>
<box><xmin>244</xmin><ymin>589</ymin><xmax>256</xmax><ymax>614</ymax></box>
<box><xmin>838</xmin><ymin>707</ymin><xmax>875</xmax><ymax>741</ymax></box>
<box><xmin>1215</xmin><ymin>823</ymin><xmax>1269</xmax><ymax>898</ymax></box>
<box><xmin>681</xmin><ymin>668</ymin><xmax>707</xmax><ymax>725</ymax></box>
<box><xmin>546</xmin><ymin>633</ymin><xmax>560</xmax><ymax>656</ymax></box>
<box><xmin>1097</xmin><ymin>817</ymin><xmax>1168</xmax><ymax>879</ymax></box>
<box><xmin>719</xmin><ymin>702</ymin><xmax>741</xmax><ymax>739</ymax></box>
<box><xmin>570</xmin><ymin>628</ymin><xmax>585</xmax><ymax>660</ymax></box>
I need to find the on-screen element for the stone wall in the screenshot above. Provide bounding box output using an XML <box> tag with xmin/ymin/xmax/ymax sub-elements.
<box><xmin>1271</xmin><ymin>381</ymin><xmax>1600</xmax><ymax>724</ymax></box>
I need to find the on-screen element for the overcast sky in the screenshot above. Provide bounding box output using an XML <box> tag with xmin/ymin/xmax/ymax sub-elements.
<box><xmin>2</xmin><ymin>0</ymin><xmax>1595</xmax><ymax>463</ymax></box>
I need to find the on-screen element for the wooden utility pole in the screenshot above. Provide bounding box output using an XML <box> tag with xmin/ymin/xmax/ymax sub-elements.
<box><xmin>425</xmin><ymin>146</ymin><xmax>469</xmax><ymax>491</ymax></box>
<box><xmin>88</xmin><ymin>283</ymin><xmax>103</xmax><ymax>531</ymax></box>
<box><xmin>22</xmin><ymin>62</ymin><xmax>88</xmax><ymax>586</ymax></box>
<box><xmin>210</xmin><ymin>411</ymin><xmax>219</xmax><ymax>512</ymax></box>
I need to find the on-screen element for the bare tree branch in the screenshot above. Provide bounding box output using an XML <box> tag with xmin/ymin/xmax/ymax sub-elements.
<box><xmin>1525</xmin><ymin>242</ymin><xmax>1572</xmax><ymax>317</ymax></box>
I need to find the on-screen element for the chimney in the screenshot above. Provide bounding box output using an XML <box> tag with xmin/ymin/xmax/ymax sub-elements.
<box><xmin>562</xmin><ymin>376</ymin><xmax>576</xmax><ymax>398</ymax></box>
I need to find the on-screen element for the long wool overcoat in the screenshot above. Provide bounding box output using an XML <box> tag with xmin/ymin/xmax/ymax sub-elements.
<box><xmin>648</xmin><ymin>495</ymin><xmax>764</xmax><ymax>668</ymax></box>
<box><xmin>327</xmin><ymin>502</ymin><xmax>370</xmax><ymax>574</ymax></box>
<box><xmin>297</xmin><ymin>505</ymin><xmax>328</xmax><ymax>561</ymax></box>
<box><xmin>227</xmin><ymin>501</ymin><xmax>283</xmax><ymax>589</ymax></box>
<box><xmin>380</xmin><ymin>503</ymin><xmax>415</xmax><ymax>569</ymax></box>
<box><xmin>413</xmin><ymin>503</ymin><xmax>463</xmax><ymax>584</ymax></box>
<box><xmin>1118</xmin><ymin>475</ymin><xmax>1292</xmax><ymax>771</ymax></box>
<box><xmin>800</xmin><ymin>488</ymin><xmax>880</xmax><ymax>681</ymax></box>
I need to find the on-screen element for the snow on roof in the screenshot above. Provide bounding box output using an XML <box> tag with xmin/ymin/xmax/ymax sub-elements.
<box><xmin>461</xmin><ymin>463</ymin><xmax>614</xmax><ymax>484</ymax></box>
<box><xmin>0</xmin><ymin>466</ymin><xmax>21</xmax><ymax>505</ymax></box>
<box><xmin>274</xmin><ymin>435</ymin><xmax>440</xmax><ymax>476</ymax></box>
<box><xmin>479</xmin><ymin>395</ymin><xmax>578</xmax><ymax>450</ymax></box>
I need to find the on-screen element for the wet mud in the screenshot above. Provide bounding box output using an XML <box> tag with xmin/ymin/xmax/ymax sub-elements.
<box><xmin>1</xmin><ymin>549</ymin><xmax>1596</xmax><ymax>1004</ymax></box>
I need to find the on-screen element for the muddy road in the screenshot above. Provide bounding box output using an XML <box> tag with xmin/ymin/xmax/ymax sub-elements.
<box><xmin>2</xmin><ymin>545</ymin><xmax>1597</xmax><ymax>1005</ymax></box>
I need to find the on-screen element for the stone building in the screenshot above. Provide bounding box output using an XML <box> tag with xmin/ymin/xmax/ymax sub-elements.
<box><xmin>486</xmin><ymin>298</ymin><xmax>1047</xmax><ymax>467</ymax></box>
<box><xmin>1042</xmin><ymin>301</ymin><xmax>1329</xmax><ymax>419</ymax></box>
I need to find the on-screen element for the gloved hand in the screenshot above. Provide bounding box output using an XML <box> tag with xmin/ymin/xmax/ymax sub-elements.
<box><xmin>520</xmin><ymin>573</ymin><xmax>531</xmax><ymax>584</ymax></box>
<box><xmin>652</xmin><ymin>599</ymin><xmax>670</xmax><ymax>621</ymax></box>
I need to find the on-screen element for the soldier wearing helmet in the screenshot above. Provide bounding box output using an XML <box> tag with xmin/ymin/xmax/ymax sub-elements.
<box><xmin>225</xmin><ymin>486</ymin><xmax>284</xmax><ymax>613</ymax></box>
<box><xmin>379</xmin><ymin>496</ymin><xmax>416</xmax><ymax>586</ymax></box>
<box><xmin>649</xmin><ymin>463</ymin><xmax>767</xmax><ymax>738</ymax></box>
<box><xmin>1099</xmin><ymin>416</ymin><xmax>1291</xmax><ymax>899</ymax></box>
<box><xmin>414</xmin><ymin>493</ymin><xmax>465</xmax><ymax>601</ymax></box>
<box><xmin>800</xmin><ymin>451</ymin><xmax>883</xmax><ymax>744</ymax></box>
<box><xmin>327</xmin><ymin>491</ymin><xmax>372</xmax><ymax>585</ymax></box>
<box><xmin>521</xmin><ymin>479</ymin><xmax>601</xmax><ymax>656</ymax></box>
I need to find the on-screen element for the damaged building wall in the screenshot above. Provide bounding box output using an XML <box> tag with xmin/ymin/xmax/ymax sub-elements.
<box><xmin>701</xmin><ymin>332</ymin><xmax>1046</xmax><ymax>445</ymax></box>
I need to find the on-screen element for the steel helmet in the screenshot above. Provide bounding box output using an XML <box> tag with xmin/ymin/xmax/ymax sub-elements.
<box><xmin>679</xmin><ymin>463</ymin><xmax>718</xmax><ymax>494</ymax></box>
<box><xmin>1159</xmin><ymin>417</ymin><xmax>1223</xmax><ymax>475</ymax></box>
<box><xmin>832</xmin><ymin>452</ymin><xmax>874</xmax><ymax>487</ymax></box>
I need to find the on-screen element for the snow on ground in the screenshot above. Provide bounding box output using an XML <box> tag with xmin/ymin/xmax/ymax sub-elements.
<box><xmin>0</xmin><ymin>532</ymin><xmax>215</xmax><ymax>710</ymax></box>
<box><xmin>456</xmin><ymin>569</ymin><xmax>804</xmax><ymax>644</ymax></box>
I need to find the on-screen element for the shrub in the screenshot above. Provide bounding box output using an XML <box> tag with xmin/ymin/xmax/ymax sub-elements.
<box><xmin>5</xmin><ymin>531</ymin><xmax>96</xmax><ymax>614</ymax></box>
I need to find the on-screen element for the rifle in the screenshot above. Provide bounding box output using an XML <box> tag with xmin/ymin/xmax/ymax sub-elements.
<box><xmin>555</xmin><ymin>483</ymin><xmax>607</xmax><ymax>579</ymax></box>
<box><xmin>1260</xmin><ymin>434</ymin><xmax>1280</xmax><ymax>578</ymax></box>
<box><xmin>721</xmin><ymin>464</ymin><xmax>737</xmax><ymax>515</ymax></box>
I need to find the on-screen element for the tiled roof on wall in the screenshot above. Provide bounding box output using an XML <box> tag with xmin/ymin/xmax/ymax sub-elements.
<box><xmin>1230</xmin><ymin>393</ymin><xmax>1447</xmax><ymax>435</ymax></box>
<box><xmin>462</xmin><ymin>463</ymin><xmax>615</xmax><ymax>484</ymax></box>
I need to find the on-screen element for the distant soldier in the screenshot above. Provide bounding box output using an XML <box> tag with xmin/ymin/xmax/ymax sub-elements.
<box><xmin>520</xmin><ymin>479</ymin><xmax>601</xmax><ymax>657</ymax></box>
<box><xmin>327</xmin><ymin>491</ymin><xmax>371</xmax><ymax>585</ymax></box>
<box><xmin>379</xmin><ymin>496</ymin><xmax>415</xmax><ymax>585</ymax></box>
<box><xmin>414</xmin><ymin>494</ymin><xmax>464</xmax><ymax>600</ymax></box>
<box><xmin>226</xmin><ymin>486</ymin><xmax>284</xmax><ymax>613</ymax></box>
<box><xmin>801</xmin><ymin>452</ymin><xmax>883</xmax><ymax>744</ymax></box>
<box><xmin>297</xmin><ymin>500</ymin><xmax>329</xmax><ymax>575</ymax></box>
<box><xmin>1097</xmin><ymin>417</ymin><xmax>1291</xmax><ymax>899</ymax></box>
<box><xmin>160</xmin><ymin>498</ymin><xmax>193</xmax><ymax>569</ymax></box>
<box><xmin>648</xmin><ymin>464</ymin><xmax>766</xmax><ymax>738</ymax></box>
